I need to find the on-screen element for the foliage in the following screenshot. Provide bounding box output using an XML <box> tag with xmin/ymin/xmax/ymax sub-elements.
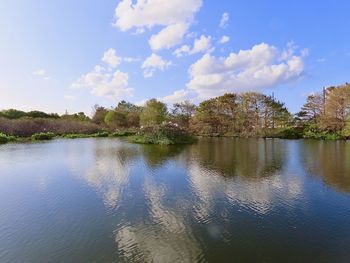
<box><xmin>170</xmin><ymin>101</ymin><xmax>196</xmax><ymax>129</ymax></box>
<box><xmin>31</xmin><ymin>132</ymin><xmax>55</xmax><ymax>141</ymax></box>
<box><xmin>105</xmin><ymin>110</ymin><xmax>127</xmax><ymax>129</ymax></box>
<box><xmin>0</xmin><ymin>133</ymin><xmax>16</xmax><ymax>144</ymax></box>
<box><xmin>63</xmin><ymin>134</ymin><xmax>91</xmax><ymax>139</ymax></box>
<box><xmin>297</xmin><ymin>84</ymin><xmax>350</xmax><ymax>134</ymax></box>
<box><xmin>92</xmin><ymin>105</ymin><xmax>109</xmax><ymax>125</ymax></box>
<box><xmin>128</xmin><ymin>123</ymin><xmax>197</xmax><ymax>145</ymax></box>
<box><xmin>0</xmin><ymin>109</ymin><xmax>27</xmax><ymax>119</ymax></box>
<box><xmin>190</xmin><ymin>93</ymin><xmax>291</xmax><ymax>137</ymax></box>
<box><xmin>140</xmin><ymin>99</ymin><xmax>167</xmax><ymax>126</ymax></box>
<box><xmin>278</xmin><ymin>127</ymin><xmax>303</xmax><ymax>139</ymax></box>
<box><xmin>0</xmin><ymin>117</ymin><xmax>101</xmax><ymax>137</ymax></box>
<box><xmin>110</xmin><ymin>130</ymin><xmax>136</xmax><ymax>137</ymax></box>
<box><xmin>92</xmin><ymin>131</ymin><xmax>109</xmax><ymax>137</ymax></box>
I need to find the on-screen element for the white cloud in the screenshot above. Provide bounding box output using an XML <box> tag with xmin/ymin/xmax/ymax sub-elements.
<box><xmin>187</xmin><ymin>42</ymin><xmax>305</xmax><ymax>99</ymax></box>
<box><xmin>102</xmin><ymin>48</ymin><xmax>122</xmax><ymax>68</ymax></box>
<box><xmin>173</xmin><ymin>45</ymin><xmax>191</xmax><ymax>57</ymax></box>
<box><xmin>149</xmin><ymin>23</ymin><xmax>189</xmax><ymax>51</ymax></box>
<box><xmin>173</xmin><ymin>35</ymin><xmax>213</xmax><ymax>57</ymax></box>
<box><xmin>114</xmin><ymin>0</ymin><xmax>202</xmax><ymax>31</ymax></box>
<box><xmin>142</xmin><ymin>53</ymin><xmax>171</xmax><ymax>78</ymax></box>
<box><xmin>72</xmin><ymin>65</ymin><xmax>133</xmax><ymax>99</ymax></box>
<box><xmin>219</xmin><ymin>12</ymin><xmax>229</xmax><ymax>28</ymax></box>
<box><xmin>33</xmin><ymin>69</ymin><xmax>50</xmax><ymax>80</ymax></box>
<box><xmin>158</xmin><ymin>89</ymin><xmax>190</xmax><ymax>104</ymax></box>
<box><xmin>114</xmin><ymin>0</ymin><xmax>202</xmax><ymax>49</ymax></box>
<box><xmin>124</xmin><ymin>57</ymin><xmax>140</xmax><ymax>63</ymax></box>
<box><xmin>219</xmin><ymin>35</ymin><xmax>230</xmax><ymax>44</ymax></box>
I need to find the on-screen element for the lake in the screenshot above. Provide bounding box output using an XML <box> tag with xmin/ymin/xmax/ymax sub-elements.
<box><xmin>0</xmin><ymin>138</ymin><xmax>350</xmax><ymax>262</ymax></box>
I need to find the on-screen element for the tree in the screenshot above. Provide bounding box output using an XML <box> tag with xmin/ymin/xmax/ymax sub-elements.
<box><xmin>171</xmin><ymin>100</ymin><xmax>196</xmax><ymax>129</ymax></box>
<box><xmin>323</xmin><ymin>85</ymin><xmax>350</xmax><ymax>132</ymax></box>
<box><xmin>104</xmin><ymin>110</ymin><xmax>127</xmax><ymax>129</ymax></box>
<box><xmin>0</xmin><ymin>109</ymin><xmax>26</xmax><ymax>119</ymax></box>
<box><xmin>92</xmin><ymin>105</ymin><xmax>108</xmax><ymax>125</ymax></box>
<box><xmin>140</xmin><ymin>99</ymin><xmax>168</xmax><ymax>126</ymax></box>
<box><xmin>299</xmin><ymin>93</ymin><xmax>324</xmax><ymax>124</ymax></box>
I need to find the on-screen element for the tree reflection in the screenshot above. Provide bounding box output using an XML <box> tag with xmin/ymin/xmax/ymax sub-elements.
<box><xmin>185</xmin><ymin>138</ymin><xmax>285</xmax><ymax>179</ymax></box>
<box><xmin>301</xmin><ymin>140</ymin><xmax>350</xmax><ymax>193</ymax></box>
<box><xmin>138</xmin><ymin>144</ymin><xmax>187</xmax><ymax>168</ymax></box>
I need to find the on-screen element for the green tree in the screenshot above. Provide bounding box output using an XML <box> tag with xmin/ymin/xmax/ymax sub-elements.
<box><xmin>140</xmin><ymin>99</ymin><xmax>168</xmax><ymax>126</ymax></box>
<box><xmin>104</xmin><ymin>110</ymin><xmax>127</xmax><ymax>129</ymax></box>
<box><xmin>0</xmin><ymin>109</ymin><xmax>26</xmax><ymax>119</ymax></box>
<box><xmin>92</xmin><ymin>105</ymin><xmax>108</xmax><ymax>125</ymax></box>
<box><xmin>171</xmin><ymin>100</ymin><xmax>196</xmax><ymax>129</ymax></box>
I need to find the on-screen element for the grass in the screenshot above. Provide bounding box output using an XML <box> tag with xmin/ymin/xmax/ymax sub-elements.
<box><xmin>31</xmin><ymin>132</ymin><xmax>55</xmax><ymax>141</ymax></box>
<box><xmin>128</xmin><ymin>134</ymin><xmax>197</xmax><ymax>145</ymax></box>
<box><xmin>0</xmin><ymin>133</ymin><xmax>16</xmax><ymax>144</ymax></box>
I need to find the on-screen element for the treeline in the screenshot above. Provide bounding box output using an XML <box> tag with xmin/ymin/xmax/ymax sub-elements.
<box><xmin>0</xmin><ymin>110</ymin><xmax>100</xmax><ymax>137</ymax></box>
<box><xmin>295</xmin><ymin>83</ymin><xmax>350</xmax><ymax>139</ymax></box>
<box><xmin>1</xmin><ymin>83</ymin><xmax>349</xmax><ymax>141</ymax></box>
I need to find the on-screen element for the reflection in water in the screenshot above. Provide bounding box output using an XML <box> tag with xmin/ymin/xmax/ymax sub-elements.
<box><xmin>301</xmin><ymin>140</ymin><xmax>350</xmax><ymax>192</ymax></box>
<box><xmin>186</xmin><ymin>138</ymin><xmax>285</xmax><ymax>178</ymax></box>
<box><xmin>67</xmin><ymin>139</ymin><xmax>139</xmax><ymax>209</ymax></box>
<box><xmin>2</xmin><ymin>138</ymin><xmax>350</xmax><ymax>262</ymax></box>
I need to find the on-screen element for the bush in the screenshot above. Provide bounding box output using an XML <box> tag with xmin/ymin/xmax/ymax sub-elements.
<box><xmin>303</xmin><ymin>130</ymin><xmax>342</xmax><ymax>140</ymax></box>
<box><xmin>110</xmin><ymin>130</ymin><xmax>136</xmax><ymax>137</ymax></box>
<box><xmin>0</xmin><ymin>133</ymin><xmax>16</xmax><ymax>144</ymax></box>
<box><xmin>31</xmin><ymin>132</ymin><xmax>55</xmax><ymax>141</ymax></box>
<box><xmin>63</xmin><ymin>134</ymin><xmax>90</xmax><ymax>139</ymax></box>
<box><xmin>129</xmin><ymin>123</ymin><xmax>197</xmax><ymax>145</ymax></box>
<box><xmin>92</xmin><ymin>131</ymin><xmax>109</xmax><ymax>138</ymax></box>
<box><xmin>0</xmin><ymin>117</ymin><xmax>101</xmax><ymax>137</ymax></box>
<box><xmin>279</xmin><ymin>127</ymin><xmax>303</xmax><ymax>139</ymax></box>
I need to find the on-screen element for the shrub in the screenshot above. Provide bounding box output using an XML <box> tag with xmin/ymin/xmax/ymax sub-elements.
<box><xmin>64</xmin><ymin>134</ymin><xmax>90</xmax><ymax>139</ymax></box>
<box><xmin>110</xmin><ymin>130</ymin><xmax>136</xmax><ymax>137</ymax></box>
<box><xmin>129</xmin><ymin>123</ymin><xmax>197</xmax><ymax>145</ymax></box>
<box><xmin>0</xmin><ymin>117</ymin><xmax>101</xmax><ymax>137</ymax></box>
<box><xmin>0</xmin><ymin>133</ymin><xmax>16</xmax><ymax>144</ymax></box>
<box><xmin>31</xmin><ymin>132</ymin><xmax>55</xmax><ymax>141</ymax></box>
<box><xmin>92</xmin><ymin>131</ymin><xmax>109</xmax><ymax>137</ymax></box>
<box><xmin>279</xmin><ymin>127</ymin><xmax>303</xmax><ymax>139</ymax></box>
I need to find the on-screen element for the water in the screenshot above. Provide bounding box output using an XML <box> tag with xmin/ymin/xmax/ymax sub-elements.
<box><xmin>0</xmin><ymin>138</ymin><xmax>350</xmax><ymax>263</ymax></box>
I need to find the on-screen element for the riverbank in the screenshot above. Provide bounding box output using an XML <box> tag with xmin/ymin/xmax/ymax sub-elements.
<box><xmin>1</xmin><ymin>129</ymin><xmax>348</xmax><ymax>147</ymax></box>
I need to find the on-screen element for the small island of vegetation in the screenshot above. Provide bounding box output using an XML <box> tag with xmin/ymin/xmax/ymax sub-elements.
<box><xmin>0</xmin><ymin>83</ymin><xmax>349</xmax><ymax>145</ymax></box>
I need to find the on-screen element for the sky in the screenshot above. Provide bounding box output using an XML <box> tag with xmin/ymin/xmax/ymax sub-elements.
<box><xmin>0</xmin><ymin>0</ymin><xmax>349</xmax><ymax>115</ymax></box>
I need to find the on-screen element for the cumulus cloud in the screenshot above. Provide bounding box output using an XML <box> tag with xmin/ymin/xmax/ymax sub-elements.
<box><xmin>173</xmin><ymin>35</ymin><xmax>213</xmax><ymax>57</ymax></box>
<box><xmin>123</xmin><ymin>57</ymin><xmax>140</xmax><ymax>63</ymax></box>
<box><xmin>149</xmin><ymin>23</ymin><xmax>189</xmax><ymax>51</ymax></box>
<box><xmin>71</xmin><ymin>48</ymin><xmax>135</xmax><ymax>99</ymax></box>
<box><xmin>219</xmin><ymin>12</ymin><xmax>229</xmax><ymax>28</ymax></box>
<box><xmin>142</xmin><ymin>53</ymin><xmax>172</xmax><ymax>78</ymax></box>
<box><xmin>33</xmin><ymin>69</ymin><xmax>50</xmax><ymax>80</ymax></box>
<box><xmin>158</xmin><ymin>89</ymin><xmax>190</xmax><ymax>104</ymax></box>
<box><xmin>219</xmin><ymin>35</ymin><xmax>230</xmax><ymax>44</ymax></box>
<box><xmin>114</xmin><ymin>0</ymin><xmax>202</xmax><ymax>49</ymax></box>
<box><xmin>72</xmin><ymin>65</ymin><xmax>133</xmax><ymax>99</ymax></box>
<box><xmin>102</xmin><ymin>48</ymin><xmax>122</xmax><ymax>68</ymax></box>
<box><xmin>187</xmin><ymin>42</ymin><xmax>305</xmax><ymax>99</ymax></box>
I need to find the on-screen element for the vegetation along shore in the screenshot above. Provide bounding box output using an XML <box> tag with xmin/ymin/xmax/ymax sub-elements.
<box><xmin>1</xmin><ymin>83</ymin><xmax>349</xmax><ymax>145</ymax></box>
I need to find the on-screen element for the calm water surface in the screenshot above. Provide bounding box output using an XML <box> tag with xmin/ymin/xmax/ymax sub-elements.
<box><xmin>0</xmin><ymin>138</ymin><xmax>350</xmax><ymax>262</ymax></box>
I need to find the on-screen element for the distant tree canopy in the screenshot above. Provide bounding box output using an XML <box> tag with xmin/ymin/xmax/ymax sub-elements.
<box><xmin>92</xmin><ymin>105</ymin><xmax>109</xmax><ymax>125</ymax></box>
<box><xmin>140</xmin><ymin>99</ymin><xmax>167</xmax><ymax>126</ymax></box>
<box><xmin>297</xmin><ymin>83</ymin><xmax>350</xmax><ymax>136</ymax></box>
<box><xmin>190</xmin><ymin>92</ymin><xmax>292</xmax><ymax>136</ymax></box>
<box><xmin>1</xmin><ymin>83</ymin><xmax>350</xmax><ymax>139</ymax></box>
<box><xmin>0</xmin><ymin>109</ymin><xmax>59</xmax><ymax>119</ymax></box>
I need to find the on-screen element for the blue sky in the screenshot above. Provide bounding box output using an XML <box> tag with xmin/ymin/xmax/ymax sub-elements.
<box><xmin>0</xmin><ymin>0</ymin><xmax>349</xmax><ymax>115</ymax></box>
